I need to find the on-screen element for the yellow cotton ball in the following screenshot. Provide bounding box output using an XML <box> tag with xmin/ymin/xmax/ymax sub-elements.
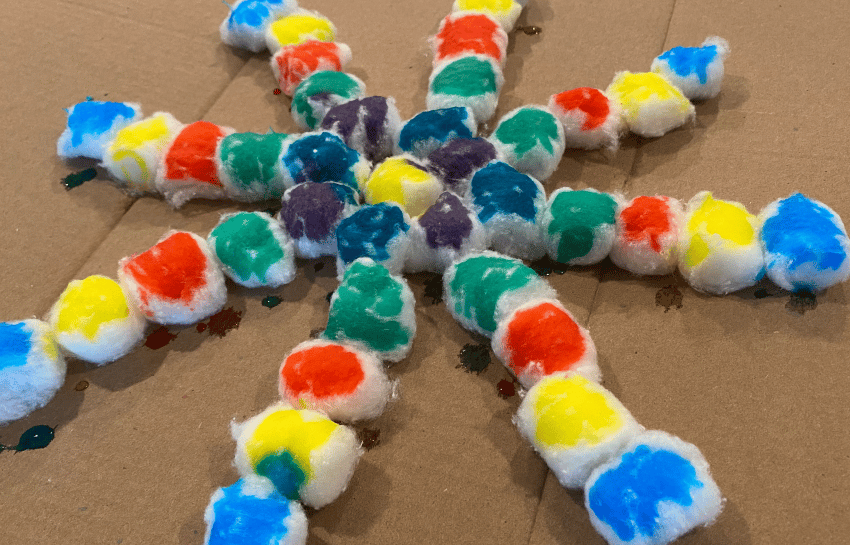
<box><xmin>364</xmin><ymin>156</ymin><xmax>443</xmax><ymax>217</ymax></box>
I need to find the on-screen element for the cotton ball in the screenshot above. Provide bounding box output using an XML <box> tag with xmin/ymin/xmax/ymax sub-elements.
<box><xmin>291</xmin><ymin>71</ymin><xmax>366</xmax><ymax>130</ymax></box>
<box><xmin>324</xmin><ymin>258</ymin><xmax>416</xmax><ymax>363</ymax></box>
<box><xmin>280</xmin><ymin>131</ymin><xmax>370</xmax><ymax>191</ymax></box>
<box><xmin>443</xmin><ymin>251</ymin><xmax>556</xmax><ymax>338</ymax></box>
<box><xmin>652</xmin><ymin>37</ymin><xmax>730</xmax><ymax>101</ymax></box>
<box><xmin>220</xmin><ymin>0</ymin><xmax>297</xmax><ymax>53</ymax></box>
<box><xmin>428</xmin><ymin>55</ymin><xmax>505</xmax><ymax>124</ymax></box>
<box><xmin>543</xmin><ymin>188</ymin><xmax>618</xmax><ymax>265</ymax></box>
<box><xmin>516</xmin><ymin>374</ymin><xmax>643</xmax><ymax>489</ymax></box>
<box><xmin>58</xmin><ymin>101</ymin><xmax>141</xmax><ymax>160</ymax></box>
<box><xmin>336</xmin><ymin>203</ymin><xmax>411</xmax><ymax>277</ymax></box>
<box><xmin>396</xmin><ymin>107</ymin><xmax>477</xmax><ymax>159</ymax></box>
<box><xmin>279</xmin><ymin>339</ymin><xmax>392</xmax><ymax>422</ymax></box>
<box><xmin>118</xmin><ymin>231</ymin><xmax>227</xmax><ymax>325</ymax></box>
<box><xmin>102</xmin><ymin>112</ymin><xmax>183</xmax><ymax>194</ymax></box>
<box><xmin>363</xmin><ymin>156</ymin><xmax>444</xmax><ymax>217</ymax></box>
<box><xmin>217</xmin><ymin>131</ymin><xmax>290</xmax><ymax>202</ymax></box>
<box><xmin>426</xmin><ymin>137</ymin><xmax>498</xmax><ymax>195</ymax></box>
<box><xmin>606</xmin><ymin>72</ymin><xmax>695</xmax><ymax>138</ymax></box>
<box><xmin>469</xmin><ymin>162</ymin><xmax>547</xmax><ymax>261</ymax></box>
<box><xmin>48</xmin><ymin>275</ymin><xmax>147</xmax><ymax>365</ymax></box>
<box><xmin>204</xmin><ymin>476</ymin><xmax>308</xmax><ymax>545</ymax></box>
<box><xmin>759</xmin><ymin>193</ymin><xmax>850</xmax><ymax>293</ymax></box>
<box><xmin>265</xmin><ymin>9</ymin><xmax>336</xmax><ymax>53</ymax></box>
<box><xmin>320</xmin><ymin>96</ymin><xmax>403</xmax><ymax>164</ymax></box>
<box><xmin>280</xmin><ymin>182</ymin><xmax>360</xmax><ymax>259</ymax></box>
<box><xmin>585</xmin><ymin>430</ymin><xmax>723</xmax><ymax>545</ymax></box>
<box><xmin>489</xmin><ymin>105</ymin><xmax>566</xmax><ymax>182</ymax></box>
<box><xmin>452</xmin><ymin>0</ymin><xmax>523</xmax><ymax>31</ymax></box>
<box><xmin>272</xmin><ymin>41</ymin><xmax>352</xmax><ymax>96</ymax></box>
<box><xmin>610</xmin><ymin>196</ymin><xmax>684</xmax><ymax>276</ymax></box>
<box><xmin>678</xmin><ymin>191</ymin><xmax>764</xmax><ymax>295</ymax></box>
<box><xmin>548</xmin><ymin>88</ymin><xmax>623</xmax><ymax>151</ymax></box>
<box><xmin>233</xmin><ymin>404</ymin><xmax>362</xmax><ymax>509</ymax></box>
<box><xmin>492</xmin><ymin>299</ymin><xmax>599</xmax><ymax>389</ymax></box>
<box><xmin>432</xmin><ymin>11</ymin><xmax>508</xmax><ymax>66</ymax></box>
<box><xmin>0</xmin><ymin>320</ymin><xmax>66</xmax><ymax>426</ymax></box>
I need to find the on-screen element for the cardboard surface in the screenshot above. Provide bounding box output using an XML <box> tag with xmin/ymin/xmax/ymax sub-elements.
<box><xmin>1</xmin><ymin>0</ymin><xmax>849</xmax><ymax>544</ymax></box>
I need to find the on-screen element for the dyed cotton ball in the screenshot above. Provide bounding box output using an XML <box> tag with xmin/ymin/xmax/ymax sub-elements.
<box><xmin>406</xmin><ymin>191</ymin><xmax>489</xmax><ymax>273</ymax></box>
<box><xmin>58</xmin><ymin>101</ymin><xmax>141</xmax><ymax>160</ymax></box>
<box><xmin>516</xmin><ymin>374</ymin><xmax>643</xmax><ymax>489</ymax></box>
<box><xmin>396</xmin><ymin>107</ymin><xmax>477</xmax><ymax>158</ymax></box>
<box><xmin>0</xmin><ymin>320</ymin><xmax>65</xmax><ymax>426</ymax></box>
<box><xmin>280</xmin><ymin>131</ymin><xmax>370</xmax><ymax>191</ymax></box>
<box><xmin>291</xmin><ymin>71</ymin><xmax>366</xmax><ymax>130</ymax></box>
<box><xmin>549</xmin><ymin>88</ymin><xmax>623</xmax><ymax>151</ymax></box>
<box><xmin>265</xmin><ymin>9</ymin><xmax>336</xmax><ymax>53</ymax></box>
<box><xmin>610</xmin><ymin>196</ymin><xmax>684</xmax><ymax>276</ymax></box>
<box><xmin>606</xmin><ymin>72</ymin><xmax>695</xmax><ymax>138</ymax></box>
<box><xmin>652</xmin><ymin>37</ymin><xmax>730</xmax><ymax>101</ymax></box>
<box><xmin>585</xmin><ymin>430</ymin><xmax>723</xmax><ymax>545</ymax></box>
<box><xmin>279</xmin><ymin>339</ymin><xmax>392</xmax><ymax>422</ymax></box>
<box><xmin>759</xmin><ymin>193</ymin><xmax>850</xmax><ymax>293</ymax></box>
<box><xmin>272</xmin><ymin>41</ymin><xmax>352</xmax><ymax>96</ymax></box>
<box><xmin>443</xmin><ymin>251</ymin><xmax>556</xmax><ymax>337</ymax></box>
<box><xmin>156</xmin><ymin>121</ymin><xmax>235</xmax><ymax>208</ymax></box>
<box><xmin>118</xmin><ymin>231</ymin><xmax>227</xmax><ymax>325</ymax></box>
<box><xmin>102</xmin><ymin>112</ymin><xmax>183</xmax><ymax>194</ymax></box>
<box><xmin>324</xmin><ymin>258</ymin><xmax>416</xmax><ymax>362</ymax></box>
<box><xmin>48</xmin><ymin>275</ymin><xmax>147</xmax><ymax>365</ymax></box>
<box><xmin>489</xmin><ymin>105</ymin><xmax>566</xmax><ymax>182</ymax></box>
<box><xmin>280</xmin><ymin>182</ymin><xmax>360</xmax><ymax>258</ymax></box>
<box><xmin>208</xmin><ymin>212</ymin><xmax>296</xmax><ymax>288</ymax></box>
<box><xmin>220</xmin><ymin>0</ymin><xmax>297</xmax><ymax>53</ymax></box>
<box><xmin>336</xmin><ymin>203</ymin><xmax>411</xmax><ymax>277</ymax></box>
<box><xmin>492</xmin><ymin>299</ymin><xmax>599</xmax><ymax>389</ymax></box>
<box><xmin>432</xmin><ymin>12</ymin><xmax>508</xmax><ymax>65</ymax></box>
<box><xmin>426</xmin><ymin>137</ymin><xmax>497</xmax><ymax>195</ymax></box>
<box><xmin>233</xmin><ymin>403</ymin><xmax>362</xmax><ymax>509</ymax></box>
<box><xmin>428</xmin><ymin>55</ymin><xmax>505</xmax><ymax>124</ymax></box>
<box><xmin>679</xmin><ymin>192</ymin><xmax>764</xmax><ymax>294</ymax></box>
<box><xmin>469</xmin><ymin>162</ymin><xmax>546</xmax><ymax>260</ymax></box>
<box><xmin>363</xmin><ymin>156</ymin><xmax>443</xmax><ymax>217</ymax></box>
<box><xmin>217</xmin><ymin>131</ymin><xmax>289</xmax><ymax>201</ymax></box>
<box><xmin>543</xmin><ymin>188</ymin><xmax>618</xmax><ymax>265</ymax></box>
<box><xmin>320</xmin><ymin>96</ymin><xmax>403</xmax><ymax>164</ymax></box>
<box><xmin>452</xmin><ymin>0</ymin><xmax>523</xmax><ymax>31</ymax></box>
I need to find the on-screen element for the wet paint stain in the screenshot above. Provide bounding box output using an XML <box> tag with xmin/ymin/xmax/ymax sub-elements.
<box><xmin>516</xmin><ymin>25</ymin><xmax>542</xmax><ymax>35</ymax></box>
<box><xmin>145</xmin><ymin>326</ymin><xmax>177</xmax><ymax>349</ymax></box>
<box><xmin>356</xmin><ymin>427</ymin><xmax>381</xmax><ymax>450</ymax></box>
<box><xmin>497</xmin><ymin>378</ymin><xmax>516</xmax><ymax>399</ymax></box>
<box><xmin>273</xmin><ymin>88</ymin><xmax>282</xmax><ymax>95</ymax></box>
<box><xmin>0</xmin><ymin>425</ymin><xmax>55</xmax><ymax>452</ymax></box>
<box><xmin>422</xmin><ymin>273</ymin><xmax>444</xmax><ymax>305</ymax></box>
<box><xmin>199</xmin><ymin>307</ymin><xmax>243</xmax><ymax>338</ymax></box>
<box><xmin>262</xmin><ymin>295</ymin><xmax>282</xmax><ymax>308</ymax></box>
<box><xmin>753</xmin><ymin>288</ymin><xmax>771</xmax><ymax>299</ymax></box>
<box><xmin>74</xmin><ymin>380</ymin><xmax>89</xmax><ymax>391</ymax></box>
<box><xmin>325</xmin><ymin>290</ymin><xmax>335</xmax><ymax>303</ymax></box>
<box><xmin>62</xmin><ymin>168</ymin><xmax>97</xmax><ymax>190</ymax></box>
<box><xmin>529</xmin><ymin>256</ymin><xmax>568</xmax><ymax>277</ymax></box>
<box><xmin>655</xmin><ymin>285</ymin><xmax>683</xmax><ymax>312</ymax></box>
<box><xmin>457</xmin><ymin>343</ymin><xmax>490</xmax><ymax>374</ymax></box>
<box><xmin>314</xmin><ymin>262</ymin><xmax>325</xmax><ymax>272</ymax></box>
<box><xmin>786</xmin><ymin>291</ymin><xmax>817</xmax><ymax>315</ymax></box>
<box><xmin>196</xmin><ymin>322</ymin><xmax>208</xmax><ymax>333</ymax></box>
<box><xmin>309</xmin><ymin>327</ymin><xmax>324</xmax><ymax>339</ymax></box>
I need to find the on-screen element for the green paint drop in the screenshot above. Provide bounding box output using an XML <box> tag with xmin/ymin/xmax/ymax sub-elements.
<box><xmin>255</xmin><ymin>450</ymin><xmax>306</xmax><ymax>500</ymax></box>
<box><xmin>292</xmin><ymin>71</ymin><xmax>362</xmax><ymax>129</ymax></box>
<box><xmin>212</xmin><ymin>212</ymin><xmax>285</xmax><ymax>283</ymax></box>
<box><xmin>431</xmin><ymin>57</ymin><xmax>498</xmax><ymax>98</ymax></box>
<box><xmin>262</xmin><ymin>295</ymin><xmax>282</xmax><ymax>308</ymax></box>
<box><xmin>494</xmin><ymin>107</ymin><xmax>560</xmax><ymax>156</ymax></box>
<box><xmin>457</xmin><ymin>343</ymin><xmax>490</xmax><ymax>374</ymax></box>
<box><xmin>2</xmin><ymin>425</ymin><xmax>55</xmax><ymax>452</ymax></box>
<box><xmin>62</xmin><ymin>168</ymin><xmax>97</xmax><ymax>190</ymax></box>
<box><xmin>219</xmin><ymin>132</ymin><xmax>287</xmax><ymax>188</ymax></box>
<box><xmin>547</xmin><ymin>190</ymin><xmax>617</xmax><ymax>263</ymax></box>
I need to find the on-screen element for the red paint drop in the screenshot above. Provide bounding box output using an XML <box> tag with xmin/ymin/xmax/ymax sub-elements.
<box><xmin>280</xmin><ymin>343</ymin><xmax>365</xmax><ymax>399</ymax></box>
<box><xmin>620</xmin><ymin>196</ymin><xmax>673</xmax><ymax>253</ymax></box>
<box><xmin>273</xmin><ymin>88</ymin><xmax>282</xmax><ymax>95</ymax></box>
<box><xmin>497</xmin><ymin>379</ymin><xmax>516</xmax><ymax>399</ymax></box>
<box><xmin>145</xmin><ymin>326</ymin><xmax>177</xmax><ymax>349</ymax></box>
<box><xmin>164</xmin><ymin>121</ymin><xmax>226</xmax><ymax>186</ymax></box>
<box><xmin>504</xmin><ymin>302</ymin><xmax>587</xmax><ymax>377</ymax></box>
<box><xmin>552</xmin><ymin>87</ymin><xmax>611</xmax><ymax>131</ymax></box>
<box><xmin>196</xmin><ymin>322</ymin><xmax>208</xmax><ymax>333</ymax></box>
<box><xmin>435</xmin><ymin>13</ymin><xmax>503</xmax><ymax>63</ymax></box>
<box><xmin>206</xmin><ymin>307</ymin><xmax>242</xmax><ymax>338</ymax></box>
<box><xmin>274</xmin><ymin>41</ymin><xmax>344</xmax><ymax>95</ymax></box>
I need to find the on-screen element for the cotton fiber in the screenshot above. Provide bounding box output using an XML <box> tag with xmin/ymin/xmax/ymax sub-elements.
<box><xmin>606</xmin><ymin>72</ymin><xmax>695</xmax><ymax>138</ymax></box>
<box><xmin>217</xmin><ymin>131</ymin><xmax>290</xmax><ymax>201</ymax></box>
<box><xmin>492</xmin><ymin>299</ymin><xmax>599</xmax><ymax>389</ymax></box>
<box><xmin>102</xmin><ymin>112</ymin><xmax>183</xmax><ymax>194</ymax></box>
<box><xmin>610</xmin><ymin>196</ymin><xmax>684</xmax><ymax>276</ymax></box>
<box><xmin>363</xmin><ymin>156</ymin><xmax>443</xmax><ymax>217</ymax></box>
<box><xmin>428</xmin><ymin>55</ymin><xmax>504</xmax><ymax>124</ymax></box>
<box><xmin>469</xmin><ymin>162</ymin><xmax>546</xmax><ymax>260</ymax></box>
<box><xmin>426</xmin><ymin>137</ymin><xmax>497</xmax><ymax>195</ymax></box>
<box><xmin>291</xmin><ymin>71</ymin><xmax>366</xmax><ymax>130</ymax></box>
<box><xmin>396</xmin><ymin>107</ymin><xmax>476</xmax><ymax>158</ymax></box>
<box><xmin>324</xmin><ymin>258</ymin><xmax>416</xmax><ymax>362</ymax></box>
<box><xmin>679</xmin><ymin>192</ymin><xmax>764</xmax><ymax>294</ymax></box>
<box><xmin>452</xmin><ymin>0</ymin><xmax>523</xmax><ymax>31</ymax></box>
<box><xmin>279</xmin><ymin>182</ymin><xmax>359</xmax><ymax>258</ymax></box>
<box><xmin>336</xmin><ymin>203</ymin><xmax>411</xmax><ymax>277</ymax></box>
<box><xmin>489</xmin><ymin>105</ymin><xmax>566</xmax><ymax>182</ymax></box>
<box><xmin>516</xmin><ymin>374</ymin><xmax>643</xmax><ymax>489</ymax></box>
<box><xmin>233</xmin><ymin>403</ymin><xmax>362</xmax><ymax>509</ymax></box>
<box><xmin>585</xmin><ymin>430</ymin><xmax>723</xmax><ymax>545</ymax></box>
<box><xmin>652</xmin><ymin>37</ymin><xmax>730</xmax><ymax>101</ymax></box>
<box><xmin>0</xmin><ymin>320</ymin><xmax>65</xmax><ymax>426</ymax></box>
<box><xmin>204</xmin><ymin>476</ymin><xmax>308</xmax><ymax>545</ymax></box>
<box><xmin>548</xmin><ymin>88</ymin><xmax>623</xmax><ymax>151</ymax></box>
<box><xmin>118</xmin><ymin>231</ymin><xmax>227</xmax><ymax>324</ymax></box>
<box><xmin>759</xmin><ymin>193</ymin><xmax>850</xmax><ymax>293</ymax></box>
<box><xmin>443</xmin><ymin>251</ymin><xmax>555</xmax><ymax>337</ymax></box>
<box><xmin>320</xmin><ymin>96</ymin><xmax>403</xmax><ymax>163</ymax></box>
<box><xmin>432</xmin><ymin>12</ymin><xmax>508</xmax><ymax>66</ymax></box>
<box><xmin>272</xmin><ymin>41</ymin><xmax>352</xmax><ymax>96</ymax></box>
<box><xmin>265</xmin><ymin>9</ymin><xmax>336</xmax><ymax>53</ymax></box>
<box><xmin>58</xmin><ymin>101</ymin><xmax>141</xmax><ymax>160</ymax></box>
<box><xmin>220</xmin><ymin>0</ymin><xmax>297</xmax><ymax>52</ymax></box>
<box><xmin>543</xmin><ymin>188</ymin><xmax>618</xmax><ymax>265</ymax></box>
<box><xmin>208</xmin><ymin>212</ymin><xmax>296</xmax><ymax>288</ymax></box>
<box><xmin>279</xmin><ymin>339</ymin><xmax>392</xmax><ymax>422</ymax></box>
<box><xmin>280</xmin><ymin>131</ymin><xmax>370</xmax><ymax>191</ymax></box>
<box><xmin>48</xmin><ymin>275</ymin><xmax>147</xmax><ymax>365</ymax></box>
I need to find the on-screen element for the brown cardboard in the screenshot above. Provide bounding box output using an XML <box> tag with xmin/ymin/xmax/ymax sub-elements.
<box><xmin>1</xmin><ymin>1</ymin><xmax>849</xmax><ymax>544</ymax></box>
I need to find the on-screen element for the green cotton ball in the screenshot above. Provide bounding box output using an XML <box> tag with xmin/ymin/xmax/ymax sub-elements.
<box><xmin>544</xmin><ymin>188</ymin><xmax>618</xmax><ymax>265</ymax></box>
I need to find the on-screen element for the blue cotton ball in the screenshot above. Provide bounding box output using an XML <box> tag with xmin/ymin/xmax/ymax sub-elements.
<box><xmin>219</xmin><ymin>0</ymin><xmax>298</xmax><ymax>53</ymax></box>
<box><xmin>396</xmin><ymin>107</ymin><xmax>477</xmax><ymax>158</ymax></box>
<box><xmin>57</xmin><ymin>101</ymin><xmax>141</xmax><ymax>160</ymax></box>
<box><xmin>335</xmin><ymin>202</ymin><xmax>412</xmax><ymax>278</ymax></box>
<box><xmin>651</xmin><ymin>37</ymin><xmax>730</xmax><ymax>101</ymax></box>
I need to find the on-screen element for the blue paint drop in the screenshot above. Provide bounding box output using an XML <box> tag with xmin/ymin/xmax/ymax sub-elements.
<box><xmin>282</xmin><ymin>132</ymin><xmax>362</xmax><ymax>190</ymax></box>
<box><xmin>336</xmin><ymin>203</ymin><xmax>409</xmax><ymax>265</ymax></box>
<box><xmin>588</xmin><ymin>446</ymin><xmax>703</xmax><ymax>542</ymax></box>
<box><xmin>657</xmin><ymin>45</ymin><xmax>718</xmax><ymax>84</ymax></box>
<box><xmin>228</xmin><ymin>0</ymin><xmax>271</xmax><ymax>28</ymax></box>
<box><xmin>470</xmin><ymin>162</ymin><xmax>540</xmax><ymax>223</ymax></box>
<box><xmin>0</xmin><ymin>322</ymin><xmax>31</xmax><ymax>371</ymax></box>
<box><xmin>66</xmin><ymin>101</ymin><xmax>137</xmax><ymax>148</ymax></box>
<box><xmin>398</xmin><ymin>107</ymin><xmax>473</xmax><ymax>154</ymax></box>
<box><xmin>207</xmin><ymin>479</ymin><xmax>298</xmax><ymax>545</ymax></box>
